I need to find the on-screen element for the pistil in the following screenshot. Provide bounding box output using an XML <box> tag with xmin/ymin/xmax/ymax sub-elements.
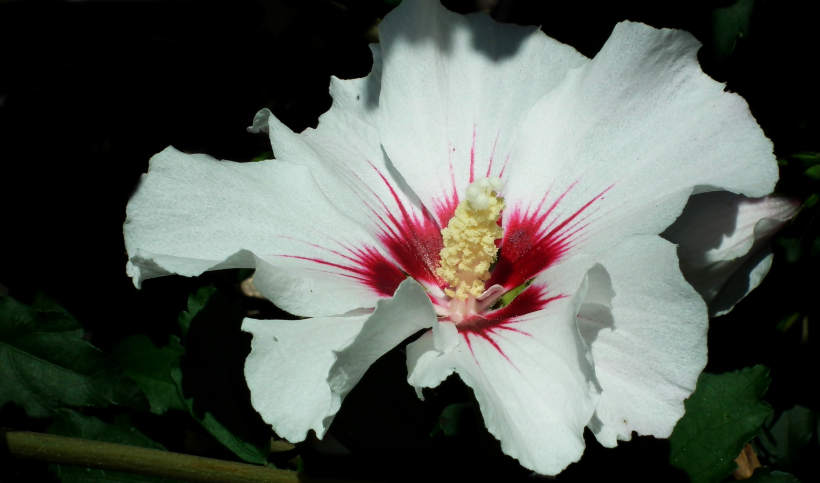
<box><xmin>437</xmin><ymin>177</ymin><xmax>505</xmax><ymax>322</ymax></box>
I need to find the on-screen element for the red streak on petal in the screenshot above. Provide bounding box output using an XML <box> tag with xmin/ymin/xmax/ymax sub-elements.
<box><xmin>489</xmin><ymin>185</ymin><xmax>611</xmax><ymax>290</ymax></box>
<box><xmin>469</xmin><ymin>125</ymin><xmax>476</xmax><ymax>184</ymax></box>
<box><xmin>486</xmin><ymin>132</ymin><xmax>500</xmax><ymax>177</ymax></box>
<box><xmin>458</xmin><ymin>285</ymin><xmax>564</xmax><ymax>359</ymax></box>
<box><xmin>368</xmin><ymin>165</ymin><xmax>446</xmax><ymax>290</ymax></box>
<box><xmin>283</xmin><ymin>245</ymin><xmax>406</xmax><ymax>298</ymax></box>
<box><xmin>433</xmin><ymin>191</ymin><xmax>459</xmax><ymax>227</ymax></box>
<box><xmin>498</xmin><ymin>153</ymin><xmax>510</xmax><ymax>179</ymax></box>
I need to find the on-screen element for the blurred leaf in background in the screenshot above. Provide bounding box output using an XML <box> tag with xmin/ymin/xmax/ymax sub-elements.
<box><xmin>47</xmin><ymin>409</ymin><xmax>185</xmax><ymax>483</ymax></box>
<box><xmin>173</xmin><ymin>286</ymin><xmax>271</xmax><ymax>465</ymax></box>
<box><xmin>711</xmin><ymin>0</ymin><xmax>755</xmax><ymax>62</ymax></box>
<box><xmin>757</xmin><ymin>405</ymin><xmax>817</xmax><ymax>473</ymax></box>
<box><xmin>0</xmin><ymin>294</ymin><xmax>148</xmax><ymax>418</ymax></box>
<box><xmin>112</xmin><ymin>335</ymin><xmax>186</xmax><ymax>415</ymax></box>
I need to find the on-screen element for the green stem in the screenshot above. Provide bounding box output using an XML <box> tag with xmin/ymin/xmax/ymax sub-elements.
<box><xmin>1</xmin><ymin>428</ymin><xmax>326</xmax><ymax>483</ymax></box>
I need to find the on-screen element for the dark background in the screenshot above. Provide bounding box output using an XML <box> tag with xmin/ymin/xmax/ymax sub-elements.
<box><xmin>1</xmin><ymin>0</ymin><xmax>818</xmax><ymax>481</ymax></box>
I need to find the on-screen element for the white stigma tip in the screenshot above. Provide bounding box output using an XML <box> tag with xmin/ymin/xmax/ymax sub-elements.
<box><xmin>471</xmin><ymin>193</ymin><xmax>490</xmax><ymax>210</ymax></box>
<box><xmin>465</xmin><ymin>176</ymin><xmax>505</xmax><ymax>210</ymax></box>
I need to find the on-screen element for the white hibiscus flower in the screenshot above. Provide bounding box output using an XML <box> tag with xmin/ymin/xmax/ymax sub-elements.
<box><xmin>124</xmin><ymin>0</ymin><xmax>794</xmax><ymax>475</ymax></box>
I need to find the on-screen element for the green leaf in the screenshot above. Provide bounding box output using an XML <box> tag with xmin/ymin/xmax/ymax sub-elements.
<box><xmin>173</xmin><ymin>286</ymin><xmax>270</xmax><ymax>464</ymax></box>
<box><xmin>789</xmin><ymin>151</ymin><xmax>820</xmax><ymax>167</ymax></box>
<box><xmin>250</xmin><ymin>151</ymin><xmax>273</xmax><ymax>162</ymax></box>
<box><xmin>500</xmin><ymin>280</ymin><xmax>532</xmax><ymax>307</ymax></box>
<box><xmin>803</xmin><ymin>193</ymin><xmax>819</xmax><ymax>209</ymax></box>
<box><xmin>776</xmin><ymin>313</ymin><xmax>801</xmax><ymax>333</ymax></box>
<box><xmin>757</xmin><ymin>405</ymin><xmax>816</xmax><ymax>471</ymax></box>
<box><xmin>111</xmin><ymin>335</ymin><xmax>186</xmax><ymax>415</ymax></box>
<box><xmin>47</xmin><ymin>409</ymin><xmax>184</xmax><ymax>483</ymax></box>
<box><xmin>177</xmin><ymin>285</ymin><xmax>216</xmax><ymax>340</ymax></box>
<box><xmin>803</xmin><ymin>165</ymin><xmax>820</xmax><ymax>181</ymax></box>
<box><xmin>776</xmin><ymin>237</ymin><xmax>803</xmax><ymax>263</ymax></box>
<box><xmin>712</xmin><ymin>0</ymin><xmax>755</xmax><ymax>61</ymax></box>
<box><xmin>746</xmin><ymin>468</ymin><xmax>802</xmax><ymax>483</ymax></box>
<box><xmin>48</xmin><ymin>408</ymin><xmax>165</xmax><ymax>450</ymax></box>
<box><xmin>811</xmin><ymin>237</ymin><xmax>820</xmax><ymax>257</ymax></box>
<box><xmin>0</xmin><ymin>294</ymin><xmax>147</xmax><ymax>418</ymax></box>
<box><xmin>669</xmin><ymin>365</ymin><xmax>772</xmax><ymax>483</ymax></box>
<box><xmin>436</xmin><ymin>402</ymin><xmax>473</xmax><ymax>437</ymax></box>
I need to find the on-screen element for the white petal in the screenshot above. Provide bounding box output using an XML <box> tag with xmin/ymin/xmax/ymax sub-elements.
<box><xmin>709</xmin><ymin>247</ymin><xmax>773</xmax><ymax>317</ymax></box>
<box><xmin>125</xmin><ymin>147</ymin><xmax>403</xmax><ymax>317</ymax></box>
<box><xmin>244</xmin><ymin>278</ymin><xmax>437</xmax><ymax>442</ymax></box>
<box><xmin>505</xmin><ymin>21</ymin><xmax>778</xmax><ymax>262</ymax></box>
<box><xmin>250</xmin><ymin>45</ymin><xmax>446</xmax><ymax>293</ymax></box>
<box><xmin>578</xmin><ymin>235</ymin><xmax>708</xmax><ymax>447</ymax></box>
<box><xmin>661</xmin><ymin>192</ymin><xmax>798</xmax><ymax>314</ymax></box>
<box><xmin>243</xmin><ymin>312</ymin><xmax>368</xmax><ymax>442</ymax></box>
<box><xmin>407</xmin><ymin>255</ymin><xmax>599</xmax><ymax>475</ymax></box>
<box><xmin>377</xmin><ymin>0</ymin><xmax>588</xmax><ymax>225</ymax></box>
<box><xmin>327</xmin><ymin>279</ymin><xmax>438</xmax><ymax>414</ymax></box>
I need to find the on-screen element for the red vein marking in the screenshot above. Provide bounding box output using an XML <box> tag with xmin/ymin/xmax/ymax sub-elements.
<box><xmin>499</xmin><ymin>153</ymin><xmax>510</xmax><ymax>179</ymax></box>
<box><xmin>282</xmin><ymin>244</ymin><xmax>406</xmax><ymax>298</ymax></box>
<box><xmin>488</xmin><ymin>185</ymin><xmax>612</xmax><ymax>290</ymax></box>
<box><xmin>469</xmin><ymin>124</ymin><xmax>477</xmax><ymax>184</ymax></box>
<box><xmin>365</xmin><ymin>163</ymin><xmax>446</xmax><ymax>289</ymax></box>
<box><xmin>486</xmin><ymin>131</ymin><xmax>500</xmax><ymax>177</ymax></box>
<box><xmin>458</xmin><ymin>285</ymin><xmax>564</xmax><ymax>360</ymax></box>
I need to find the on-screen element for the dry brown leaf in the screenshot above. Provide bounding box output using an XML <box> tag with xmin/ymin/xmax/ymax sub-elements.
<box><xmin>733</xmin><ymin>443</ymin><xmax>762</xmax><ymax>479</ymax></box>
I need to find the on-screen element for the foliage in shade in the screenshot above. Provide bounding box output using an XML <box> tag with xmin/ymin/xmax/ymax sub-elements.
<box><xmin>177</xmin><ymin>285</ymin><xmax>216</xmax><ymax>340</ymax></box>
<box><xmin>746</xmin><ymin>468</ymin><xmax>802</xmax><ymax>483</ymax></box>
<box><xmin>47</xmin><ymin>408</ymin><xmax>184</xmax><ymax>483</ymax></box>
<box><xmin>669</xmin><ymin>365</ymin><xmax>772</xmax><ymax>483</ymax></box>
<box><xmin>436</xmin><ymin>402</ymin><xmax>473</xmax><ymax>437</ymax></box>
<box><xmin>111</xmin><ymin>286</ymin><xmax>271</xmax><ymax>465</ymax></box>
<box><xmin>174</xmin><ymin>286</ymin><xmax>271</xmax><ymax>465</ymax></box>
<box><xmin>711</xmin><ymin>0</ymin><xmax>755</xmax><ymax>61</ymax></box>
<box><xmin>112</xmin><ymin>335</ymin><xmax>187</xmax><ymax>415</ymax></box>
<box><xmin>757</xmin><ymin>405</ymin><xmax>817</xmax><ymax>472</ymax></box>
<box><xmin>0</xmin><ymin>294</ymin><xmax>148</xmax><ymax>418</ymax></box>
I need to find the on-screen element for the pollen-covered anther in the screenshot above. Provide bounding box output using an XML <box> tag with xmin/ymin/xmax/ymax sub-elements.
<box><xmin>437</xmin><ymin>177</ymin><xmax>505</xmax><ymax>302</ymax></box>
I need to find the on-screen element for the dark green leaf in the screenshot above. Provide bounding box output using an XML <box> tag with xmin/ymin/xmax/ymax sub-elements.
<box><xmin>776</xmin><ymin>313</ymin><xmax>801</xmax><ymax>333</ymax></box>
<box><xmin>174</xmin><ymin>286</ymin><xmax>270</xmax><ymax>464</ymax></box>
<box><xmin>669</xmin><ymin>366</ymin><xmax>772</xmax><ymax>483</ymax></box>
<box><xmin>757</xmin><ymin>405</ymin><xmax>816</xmax><ymax>471</ymax></box>
<box><xmin>48</xmin><ymin>409</ymin><xmax>165</xmax><ymax>449</ymax></box>
<box><xmin>437</xmin><ymin>402</ymin><xmax>473</xmax><ymax>437</ymax></box>
<box><xmin>177</xmin><ymin>285</ymin><xmax>216</xmax><ymax>340</ymax></box>
<box><xmin>803</xmin><ymin>165</ymin><xmax>820</xmax><ymax>181</ymax></box>
<box><xmin>47</xmin><ymin>409</ymin><xmax>184</xmax><ymax>483</ymax></box>
<box><xmin>811</xmin><ymin>237</ymin><xmax>820</xmax><ymax>257</ymax></box>
<box><xmin>0</xmin><ymin>294</ymin><xmax>147</xmax><ymax>418</ymax></box>
<box><xmin>789</xmin><ymin>151</ymin><xmax>820</xmax><ymax>167</ymax></box>
<box><xmin>711</xmin><ymin>0</ymin><xmax>755</xmax><ymax>61</ymax></box>
<box><xmin>776</xmin><ymin>237</ymin><xmax>803</xmax><ymax>263</ymax></box>
<box><xmin>746</xmin><ymin>468</ymin><xmax>802</xmax><ymax>483</ymax></box>
<box><xmin>803</xmin><ymin>193</ymin><xmax>819</xmax><ymax>209</ymax></box>
<box><xmin>111</xmin><ymin>335</ymin><xmax>186</xmax><ymax>415</ymax></box>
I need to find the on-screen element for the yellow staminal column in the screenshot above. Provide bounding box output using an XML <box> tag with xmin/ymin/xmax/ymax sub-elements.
<box><xmin>437</xmin><ymin>177</ymin><xmax>505</xmax><ymax>322</ymax></box>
